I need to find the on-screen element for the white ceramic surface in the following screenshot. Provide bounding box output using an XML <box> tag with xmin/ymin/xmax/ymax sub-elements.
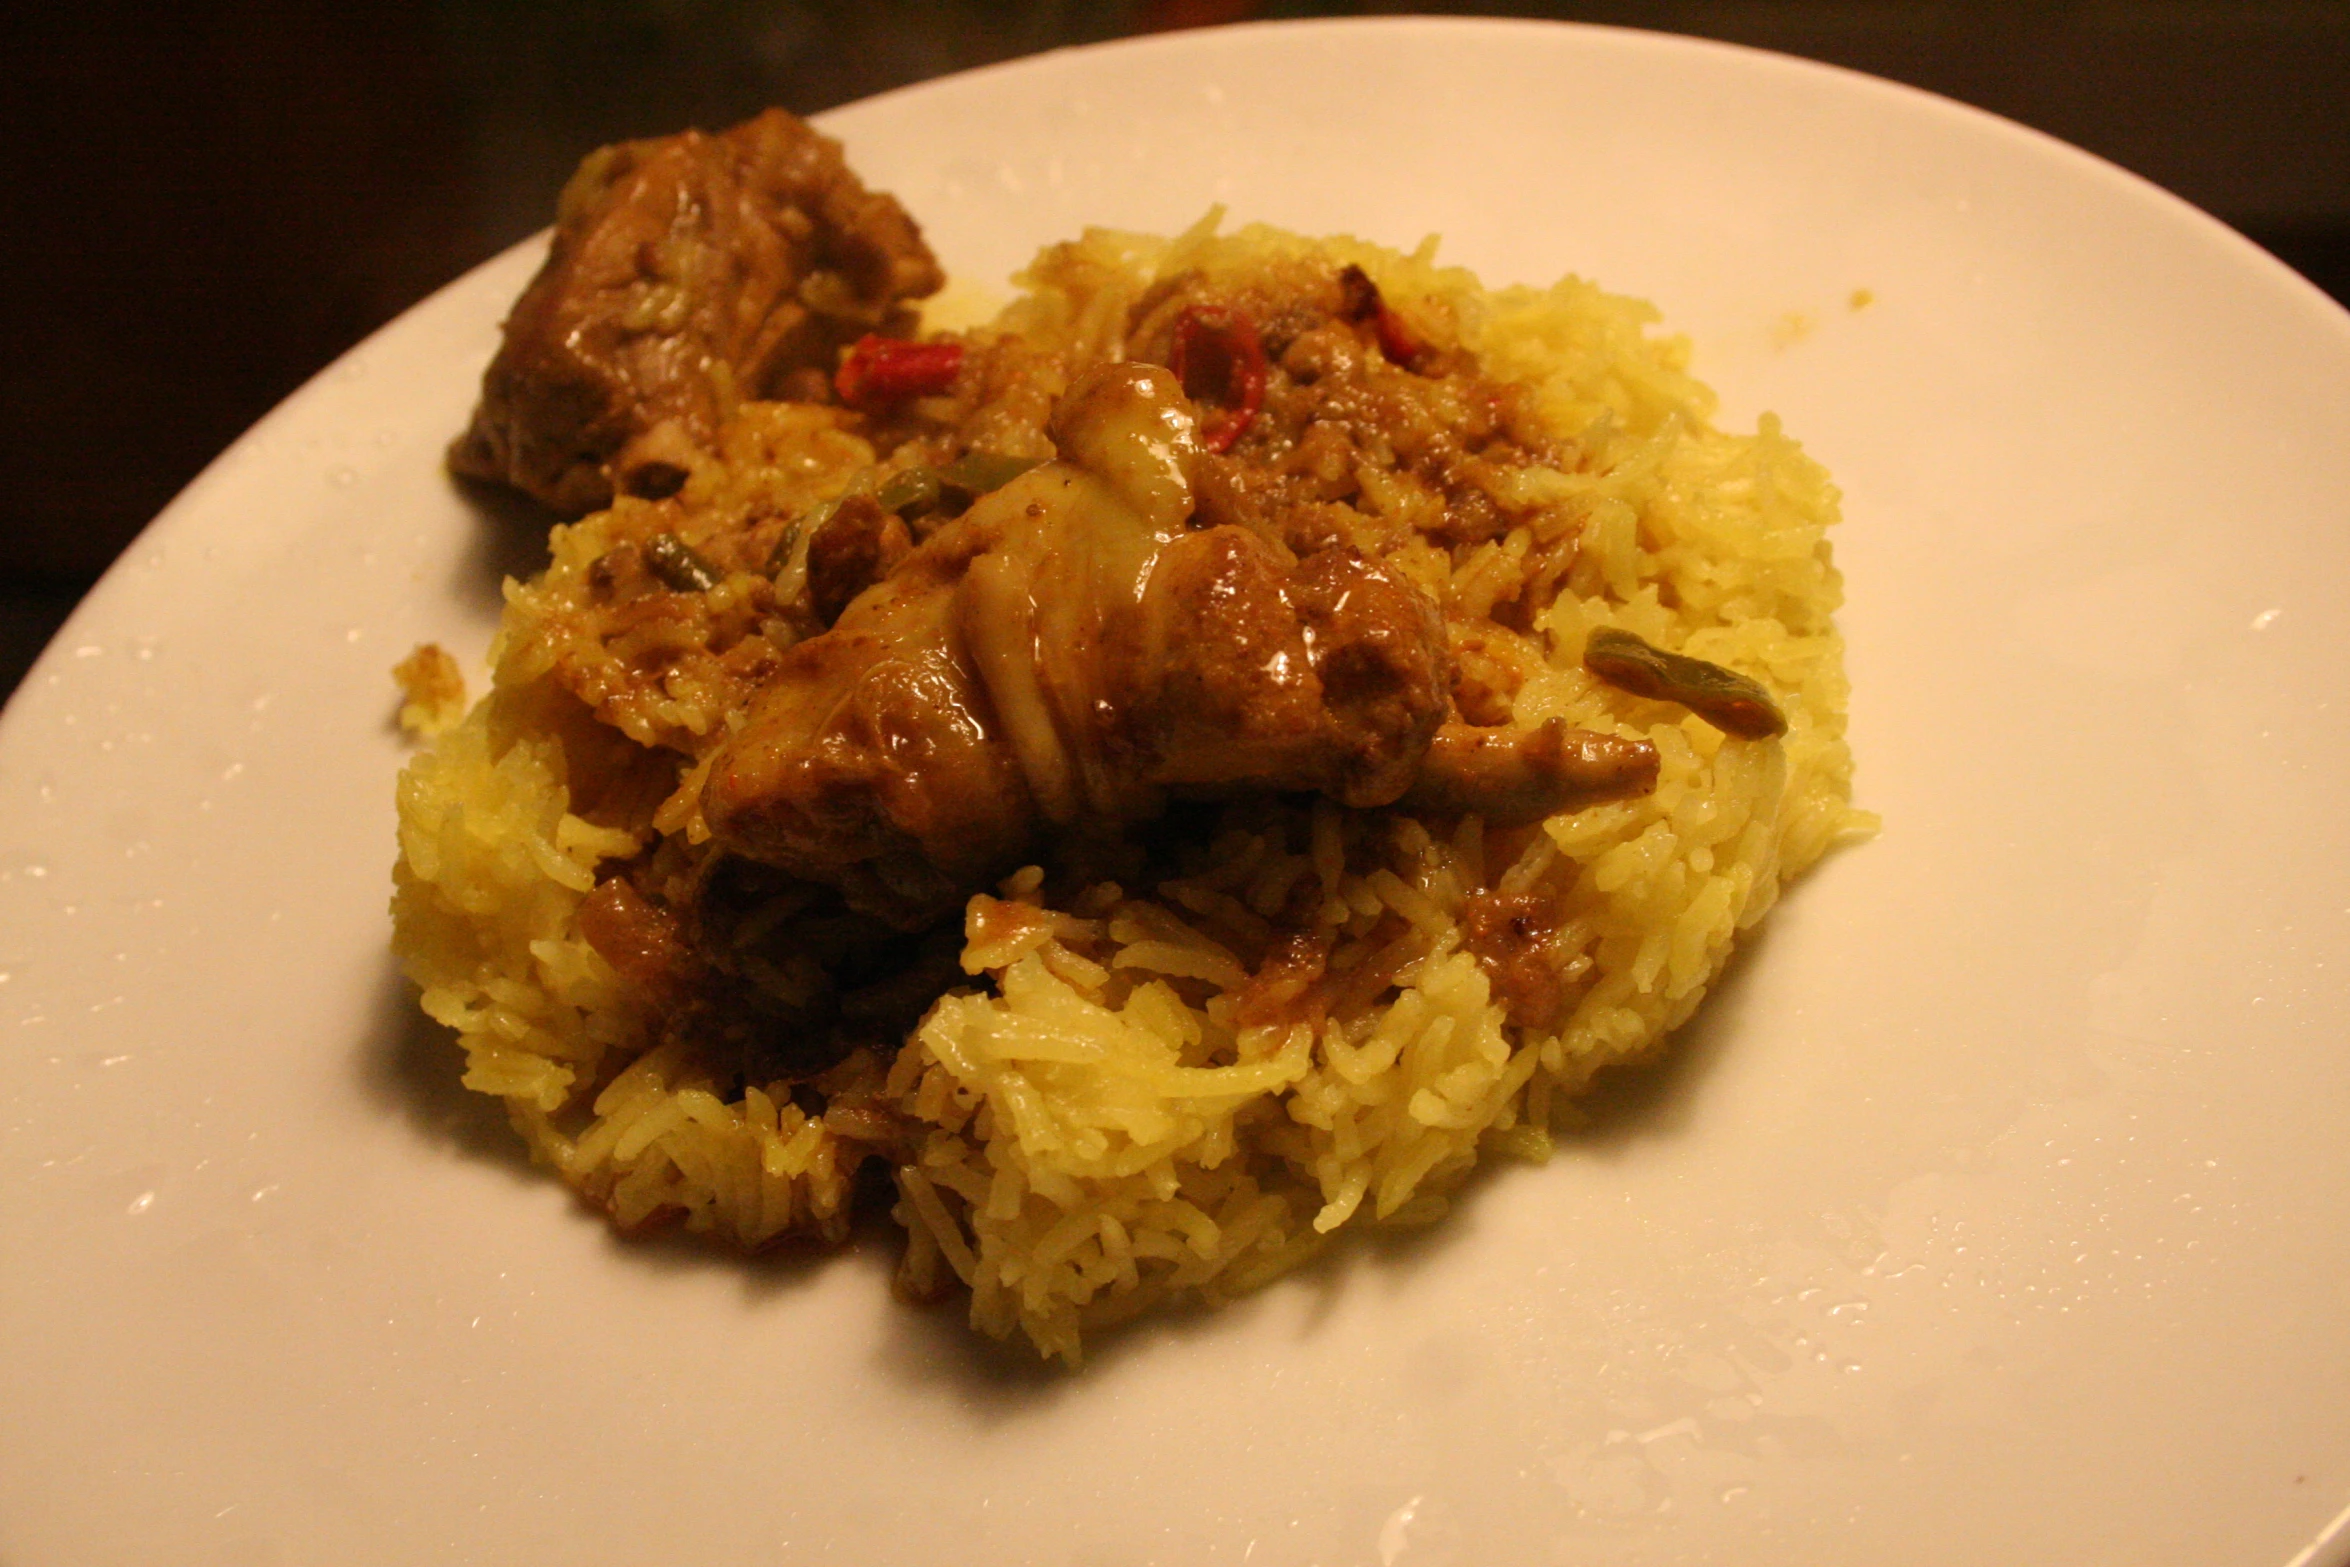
<box><xmin>5</xmin><ymin>19</ymin><xmax>2349</xmax><ymax>1567</ymax></box>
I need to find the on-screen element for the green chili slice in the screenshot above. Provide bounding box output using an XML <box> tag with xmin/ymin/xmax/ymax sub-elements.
<box><xmin>873</xmin><ymin>467</ymin><xmax>942</xmax><ymax>518</ymax></box>
<box><xmin>869</xmin><ymin>451</ymin><xmax>1040</xmax><ymax>524</ymax></box>
<box><xmin>936</xmin><ymin>450</ymin><xmax>1042</xmax><ymax>501</ymax></box>
<box><xmin>644</xmin><ymin>533</ymin><xmax>722</xmax><ymax>593</ymax></box>
<box><xmin>1583</xmin><ymin>627</ymin><xmax>1787</xmax><ymax>739</ymax></box>
<box><xmin>764</xmin><ymin>507</ymin><xmax>821</xmax><ymax>577</ymax></box>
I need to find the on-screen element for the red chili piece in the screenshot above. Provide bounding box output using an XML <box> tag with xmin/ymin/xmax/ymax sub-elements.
<box><xmin>1169</xmin><ymin>306</ymin><xmax>1268</xmax><ymax>454</ymax></box>
<box><xmin>834</xmin><ymin>334</ymin><xmax>965</xmax><ymax>410</ymax></box>
<box><xmin>1338</xmin><ymin>264</ymin><xmax>1425</xmax><ymax>367</ymax></box>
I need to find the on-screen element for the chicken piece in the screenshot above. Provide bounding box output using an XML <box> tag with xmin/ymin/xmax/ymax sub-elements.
<box><xmin>952</xmin><ymin>364</ymin><xmax>1207</xmax><ymax>826</ymax></box>
<box><xmin>450</xmin><ymin>108</ymin><xmax>943</xmax><ymax>515</ymax></box>
<box><xmin>699</xmin><ymin>527</ymin><xmax>1038</xmax><ymax>929</ymax></box>
<box><xmin>704</xmin><ymin>431</ymin><xmax>1172</xmax><ymax>927</ymax></box>
<box><xmin>703</xmin><ymin>363</ymin><xmax>1657</xmax><ymax>927</ymax></box>
<box><xmin>1400</xmin><ymin>719</ymin><xmax>1658</xmax><ymax>825</ymax></box>
<box><xmin>1118</xmin><ymin>527</ymin><xmax>1448</xmax><ymax>809</ymax></box>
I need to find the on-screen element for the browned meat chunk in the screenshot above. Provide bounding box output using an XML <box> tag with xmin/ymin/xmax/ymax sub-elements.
<box><xmin>699</xmin><ymin>546</ymin><xmax>1038</xmax><ymax>930</ymax></box>
<box><xmin>1462</xmin><ymin>888</ymin><xmax>1586</xmax><ymax>1032</ymax></box>
<box><xmin>1230</xmin><ymin>930</ymin><xmax>1332</xmax><ymax>1029</ymax></box>
<box><xmin>804</xmin><ymin>493</ymin><xmax>914</xmax><ymax>626</ymax></box>
<box><xmin>449</xmin><ymin>108</ymin><xmax>943</xmax><ymax>515</ymax></box>
<box><xmin>577</xmin><ymin>874</ymin><xmax>695</xmax><ymax>1001</ymax></box>
<box><xmin>1123</xmin><ymin>526</ymin><xmax>1448</xmax><ymax>809</ymax></box>
<box><xmin>1401</xmin><ymin>718</ymin><xmax>1658</xmax><ymax>825</ymax></box>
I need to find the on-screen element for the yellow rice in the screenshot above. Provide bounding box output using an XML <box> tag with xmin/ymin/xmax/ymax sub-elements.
<box><xmin>392</xmin><ymin>217</ymin><xmax>1870</xmax><ymax>1363</ymax></box>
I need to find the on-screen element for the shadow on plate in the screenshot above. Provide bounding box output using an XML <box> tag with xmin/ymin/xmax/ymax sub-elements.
<box><xmin>358</xmin><ymin>949</ymin><xmax>873</xmax><ymax>1302</ymax></box>
<box><xmin>361</xmin><ymin>467</ymin><xmax>541</xmax><ymax>1156</ymax></box>
<box><xmin>353</xmin><ymin>874</ymin><xmax>1802</xmax><ymax>1399</ymax></box>
<box><xmin>354</xmin><ymin>955</ymin><xmax>534</xmax><ymax>1178</ymax></box>
<box><xmin>355</xmin><ymin>890</ymin><xmax>1799</xmax><ymax>1402</ymax></box>
<box><xmin>1556</xmin><ymin>916</ymin><xmax>1777</xmax><ymax>1159</ymax></box>
<box><xmin>446</xmin><ymin>470</ymin><xmax>554</xmax><ymax>618</ymax></box>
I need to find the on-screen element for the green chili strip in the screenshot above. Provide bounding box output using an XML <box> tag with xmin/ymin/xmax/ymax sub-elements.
<box><xmin>766</xmin><ymin>501</ymin><xmax>836</xmax><ymax>577</ymax></box>
<box><xmin>871</xmin><ymin>451</ymin><xmax>1042</xmax><ymax>522</ymax></box>
<box><xmin>644</xmin><ymin>533</ymin><xmax>722</xmax><ymax>593</ymax></box>
<box><xmin>772</xmin><ymin>453</ymin><xmax>1041</xmax><ymax>582</ymax></box>
<box><xmin>1583</xmin><ymin>627</ymin><xmax>1787</xmax><ymax>739</ymax></box>
<box><xmin>873</xmin><ymin>467</ymin><xmax>942</xmax><ymax>518</ymax></box>
<box><xmin>936</xmin><ymin>450</ymin><xmax>1042</xmax><ymax>501</ymax></box>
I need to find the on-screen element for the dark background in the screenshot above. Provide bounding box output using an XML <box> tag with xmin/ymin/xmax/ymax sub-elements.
<box><xmin>4</xmin><ymin>0</ymin><xmax>2345</xmax><ymax>702</ymax></box>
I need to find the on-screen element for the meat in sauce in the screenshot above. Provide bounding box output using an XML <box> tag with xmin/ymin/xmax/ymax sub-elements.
<box><xmin>457</xmin><ymin>119</ymin><xmax>1690</xmax><ymax>1030</ymax></box>
<box><xmin>450</xmin><ymin>109</ymin><xmax>943</xmax><ymax>515</ymax></box>
<box><xmin>702</xmin><ymin>363</ymin><xmax>1657</xmax><ymax>928</ymax></box>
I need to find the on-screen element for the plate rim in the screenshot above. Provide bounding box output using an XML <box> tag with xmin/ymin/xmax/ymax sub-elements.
<box><xmin>5</xmin><ymin>18</ymin><xmax>2350</xmax><ymax>1566</ymax></box>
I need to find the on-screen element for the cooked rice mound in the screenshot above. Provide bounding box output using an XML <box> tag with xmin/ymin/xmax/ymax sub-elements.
<box><xmin>393</xmin><ymin>217</ymin><xmax>1869</xmax><ymax>1362</ymax></box>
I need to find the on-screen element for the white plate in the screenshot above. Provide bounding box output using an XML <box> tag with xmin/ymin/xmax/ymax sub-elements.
<box><xmin>5</xmin><ymin>19</ymin><xmax>2348</xmax><ymax>1566</ymax></box>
